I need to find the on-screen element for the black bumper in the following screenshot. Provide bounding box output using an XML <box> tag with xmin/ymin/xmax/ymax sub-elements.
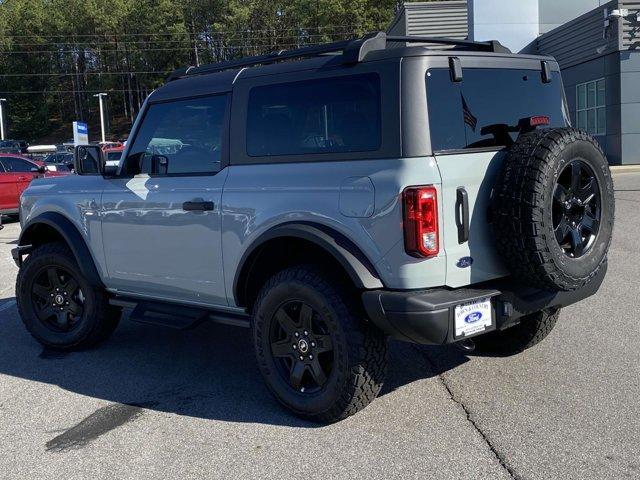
<box><xmin>362</xmin><ymin>263</ymin><xmax>607</xmax><ymax>345</ymax></box>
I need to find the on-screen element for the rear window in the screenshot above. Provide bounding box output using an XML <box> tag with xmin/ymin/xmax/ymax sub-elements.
<box><xmin>426</xmin><ymin>68</ymin><xmax>568</xmax><ymax>152</ymax></box>
<box><xmin>246</xmin><ymin>73</ymin><xmax>381</xmax><ymax>157</ymax></box>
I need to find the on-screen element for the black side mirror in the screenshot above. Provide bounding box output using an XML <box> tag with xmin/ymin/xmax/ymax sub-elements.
<box><xmin>151</xmin><ymin>154</ymin><xmax>169</xmax><ymax>175</ymax></box>
<box><xmin>74</xmin><ymin>145</ymin><xmax>104</xmax><ymax>175</ymax></box>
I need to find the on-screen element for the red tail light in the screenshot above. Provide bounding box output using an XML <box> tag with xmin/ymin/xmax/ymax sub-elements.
<box><xmin>403</xmin><ymin>186</ymin><xmax>439</xmax><ymax>258</ymax></box>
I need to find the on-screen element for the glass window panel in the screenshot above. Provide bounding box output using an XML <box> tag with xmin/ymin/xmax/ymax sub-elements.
<box><xmin>577</xmin><ymin>84</ymin><xmax>587</xmax><ymax>110</ymax></box>
<box><xmin>124</xmin><ymin>95</ymin><xmax>228</xmax><ymax>175</ymax></box>
<box><xmin>427</xmin><ymin>68</ymin><xmax>566</xmax><ymax>151</ymax></box>
<box><xmin>577</xmin><ymin>110</ymin><xmax>587</xmax><ymax>130</ymax></box>
<box><xmin>586</xmin><ymin>82</ymin><xmax>596</xmax><ymax>108</ymax></box>
<box><xmin>597</xmin><ymin>107</ymin><xmax>606</xmax><ymax>135</ymax></box>
<box><xmin>246</xmin><ymin>73</ymin><xmax>381</xmax><ymax>157</ymax></box>
<box><xmin>587</xmin><ymin>109</ymin><xmax>596</xmax><ymax>134</ymax></box>
<box><xmin>596</xmin><ymin>79</ymin><xmax>605</xmax><ymax>107</ymax></box>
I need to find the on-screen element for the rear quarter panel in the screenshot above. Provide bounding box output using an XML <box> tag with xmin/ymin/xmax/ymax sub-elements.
<box><xmin>221</xmin><ymin>157</ymin><xmax>446</xmax><ymax>306</ymax></box>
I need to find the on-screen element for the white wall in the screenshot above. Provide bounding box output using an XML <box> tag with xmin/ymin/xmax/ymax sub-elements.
<box><xmin>468</xmin><ymin>0</ymin><xmax>539</xmax><ymax>53</ymax></box>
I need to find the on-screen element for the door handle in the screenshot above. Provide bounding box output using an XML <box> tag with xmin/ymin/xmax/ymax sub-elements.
<box><xmin>455</xmin><ymin>187</ymin><xmax>469</xmax><ymax>244</ymax></box>
<box><xmin>17</xmin><ymin>176</ymin><xmax>27</xmax><ymax>181</ymax></box>
<box><xmin>182</xmin><ymin>199</ymin><xmax>214</xmax><ymax>211</ymax></box>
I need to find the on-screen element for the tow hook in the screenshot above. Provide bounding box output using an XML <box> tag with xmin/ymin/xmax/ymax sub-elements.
<box><xmin>455</xmin><ymin>338</ymin><xmax>476</xmax><ymax>352</ymax></box>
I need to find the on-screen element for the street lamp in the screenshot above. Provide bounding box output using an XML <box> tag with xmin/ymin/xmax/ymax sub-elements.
<box><xmin>0</xmin><ymin>98</ymin><xmax>6</xmax><ymax>141</ymax></box>
<box><xmin>93</xmin><ymin>93</ymin><xmax>108</xmax><ymax>143</ymax></box>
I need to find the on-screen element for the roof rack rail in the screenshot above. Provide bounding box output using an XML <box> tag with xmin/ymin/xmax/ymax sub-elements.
<box><xmin>167</xmin><ymin>32</ymin><xmax>511</xmax><ymax>82</ymax></box>
<box><xmin>386</xmin><ymin>35</ymin><xmax>511</xmax><ymax>54</ymax></box>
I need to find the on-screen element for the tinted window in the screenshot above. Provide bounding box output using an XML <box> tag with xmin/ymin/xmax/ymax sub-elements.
<box><xmin>426</xmin><ymin>68</ymin><xmax>568</xmax><ymax>152</ymax></box>
<box><xmin>124</xmin><ymin>95</ymin><xmax>227</xmax><ymax>175</ymax></box>
<box><xmin>247</xmin><ymin>73</ymin><xmax>381</xmax><ymax>157</ymax></box>
<box><xmin>1</xmin><ymin>157</ymin><xmax>34</xmax><ymax>172</ymax></box>
<box><xmin>106</xmin><ymin>151</ymin><xmax>122</xmax><ymax>161</ymax></box>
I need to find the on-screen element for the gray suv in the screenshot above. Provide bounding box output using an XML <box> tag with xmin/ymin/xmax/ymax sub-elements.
<box><xmin>12</xmin><ymin>33</ymin><xmax>614</xmax><ymax>423</ymax></box>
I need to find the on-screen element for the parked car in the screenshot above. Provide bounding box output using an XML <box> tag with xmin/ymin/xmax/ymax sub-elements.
<box><xmin>0</xmin><ymin>139</ymin><xmax>29</xmax><ymax>154</ymax></box>
<box><xmin>44</xmin><ymin>152</ymin><xmax>75</xmax><ymax>171</ymax></box>
<box><xmin>12</xmin><ymin>33</ymin><xmax>614</xmax><ymax>423</ymax></box>
<box><xmin>0</xmin><ymin>154</ymin><xmax>68</xmax><ymax>218</ymax></box>
<box><xmin>103</xmin><ymin>145</ymin><xmax>124</xmax><ymax>166</ymax></box>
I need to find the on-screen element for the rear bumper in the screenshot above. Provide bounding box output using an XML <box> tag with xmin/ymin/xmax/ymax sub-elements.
<box><xmin>362</xmin><ymin>262</ymin><xmax>607</xmax><ymax>345</ymax></box>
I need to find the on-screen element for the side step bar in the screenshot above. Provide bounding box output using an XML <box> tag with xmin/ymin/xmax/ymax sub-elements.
<box><xmin>109</xmin><ymin>298</ymin><xmax>251</xmax><ymax>330</ymax></box>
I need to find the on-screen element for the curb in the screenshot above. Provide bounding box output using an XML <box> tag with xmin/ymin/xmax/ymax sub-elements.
<box><xmin>611</xmin><ymin>165</ymin><xmax>640</xmax><ymax>174</ymax></box>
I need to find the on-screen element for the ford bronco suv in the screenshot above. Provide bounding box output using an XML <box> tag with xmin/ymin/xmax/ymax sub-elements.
<box><xmin>13</xmin><ymin>33</ymin><xmax>614</xmax><ymax>423</ymax></box>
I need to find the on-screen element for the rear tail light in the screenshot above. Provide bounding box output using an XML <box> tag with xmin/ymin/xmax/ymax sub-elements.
<box><xmin>403</xmin><ymin>186</ymin><xmax>439</xmax><ymax>258</ymax></box>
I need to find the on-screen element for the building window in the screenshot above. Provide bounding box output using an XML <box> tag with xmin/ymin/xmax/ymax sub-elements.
<box><xmin>576</xmin><ymin>79</ymin><xmax>605</xmax><ymax>135</ymax></box>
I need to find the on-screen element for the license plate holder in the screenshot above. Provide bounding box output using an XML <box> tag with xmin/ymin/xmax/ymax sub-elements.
<box><xmin>454</xmin><ymin>297</ymin><xmax>494</xmax><ymax>339</ymax></box>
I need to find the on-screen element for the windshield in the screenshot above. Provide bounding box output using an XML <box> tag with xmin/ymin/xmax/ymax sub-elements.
<box><xmin>426</xmin><ymin>68</ymin><xmax>569</xmax><ymax>152</ymax></box>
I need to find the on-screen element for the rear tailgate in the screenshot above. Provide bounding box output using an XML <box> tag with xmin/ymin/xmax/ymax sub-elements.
<box><xmin>435</xmin><ymin>151</ymin><xmax>508</xmax><ymax>287</ymax></box>
<box><xmin>426</xmin><ymin>62</ymin><xmax>569</xmax><ymax>287</ymax></box>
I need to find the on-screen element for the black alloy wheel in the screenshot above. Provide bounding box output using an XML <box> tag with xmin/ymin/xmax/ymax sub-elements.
<box><xmin>269</xmin><ymin>300</ymin><xmax>334</xmax><ymax>393</ymax></box>
<box><xmin>31</xmin><ymin>265</ymin><xmax>85</xmax><ymax>332</ymax></box>
<box><xmin>552</xmin><ymin>160</ymin><xmax>601</xmax><ymax>258</ymax></box>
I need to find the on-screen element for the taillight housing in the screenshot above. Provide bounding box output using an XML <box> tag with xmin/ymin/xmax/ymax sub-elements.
<box><xmin>403</xmin><ymin>186</ymin><xmax>439</xmax><ymax>258</ymax></box>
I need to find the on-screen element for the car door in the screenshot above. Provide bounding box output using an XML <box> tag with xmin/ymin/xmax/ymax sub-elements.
<box><xmin>0</xmin><ymin>161</ymin><xmax>19</xmax><ymax>211</ymax></box>
<box><xmin>101</xmin><ymin>93</ymin><xmax>230</xmax><ymax>306</ymax></box>
<box><xmin>0</xmin><ymin>157</ymin><xmax>38</xmax><ymax>208</ymax></box>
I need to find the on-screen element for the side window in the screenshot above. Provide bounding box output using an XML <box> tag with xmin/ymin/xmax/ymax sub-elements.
<box><xmin>246</xmin><ymin>73</ymin><xmax>381</xmax><ymax>157</ymax></box>
<box><xmin>124</xmin><ymin>94</ymin><xmax>228</xmax><ymax>176</ymax></box>
<box><xmin>2</xmin><ymin>157</ymin><xmax>34</xmax><ymax>172</ymax></box>
<box><xmin>0</xmin><ymin>161</ymin><xmax>5</xmax><ymax>172</ymax></box>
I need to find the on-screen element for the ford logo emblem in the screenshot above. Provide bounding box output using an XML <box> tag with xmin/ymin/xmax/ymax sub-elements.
<box><xmin>457</xmin><ymin>257</ymin><xmax>474</xmax><ymax>268</ymax></box>
<box><xmin>465</xmin><ymin>312</ymin><xmax>483</xmax><ymax>324</ymax></box>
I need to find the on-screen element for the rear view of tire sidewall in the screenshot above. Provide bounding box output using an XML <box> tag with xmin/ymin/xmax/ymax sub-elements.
<box><xmin>544</xmin><ymin>139</ymin><xmax>614</xmax><ymax>284</ymax></box>
<box><xmin>253</xmin><ymin>279</ymin><xmax>351</xmax><ymax>416</ymax></box>
<box><xmin>17</xmin><ymin>245</ymin><xmax>100</xmax><ymax>348</ymax></box>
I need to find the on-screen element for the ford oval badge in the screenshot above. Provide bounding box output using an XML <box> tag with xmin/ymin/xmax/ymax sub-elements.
<box><xmin>465</xmin><ymin>312</ymin><xmax>483</xmax><ymax>324</ymax></box>
<box><xmin>457</xmin><ymin>257</ymin><xmax>474</xmax><ymax>269</ymax></box>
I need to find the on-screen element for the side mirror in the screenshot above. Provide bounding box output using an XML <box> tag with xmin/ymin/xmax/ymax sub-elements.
<box><xmin>151</xmin><ymin>154</ymin><xmax>169</xmax><ymax>175</ymax></box>
<box><xmin>74</xmin><ymin>145</ymin><xmax>104</xmax><ymax>175</ymax></box>
<box><xmin>30</xmin><ymin>166</ymin><xmax>46</xmax><ymax>174</ymax></box>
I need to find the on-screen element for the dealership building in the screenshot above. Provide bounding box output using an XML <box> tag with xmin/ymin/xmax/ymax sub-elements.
<box><xmin>389</xmin><ymin>0</ymin><xmax>640</xmax><ymax>165</ymax></box>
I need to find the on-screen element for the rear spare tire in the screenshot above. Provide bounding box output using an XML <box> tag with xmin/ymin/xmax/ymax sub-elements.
<box><xmin>493</xmin><ymin>128</ymin><xmax>614</xmax><ymax>291</ymax></box>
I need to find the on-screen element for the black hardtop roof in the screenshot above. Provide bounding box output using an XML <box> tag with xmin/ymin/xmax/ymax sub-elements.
<box><xmin>149</xmin><ymin>32</ymin><xmax>557</xmax><ymax>103</ymax></box>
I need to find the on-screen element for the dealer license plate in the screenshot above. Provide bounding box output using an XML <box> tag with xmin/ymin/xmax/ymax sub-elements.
<box><xmin>454</xmin><ymin>298</ymin><xmax>493</xmax><ymax>338</ymax></box>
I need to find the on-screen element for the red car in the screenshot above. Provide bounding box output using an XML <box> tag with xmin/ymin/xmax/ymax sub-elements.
<box><xmin>0</xmin><ymin>154</ymin><xmax>69</xmax><ymax>218</ymax></box>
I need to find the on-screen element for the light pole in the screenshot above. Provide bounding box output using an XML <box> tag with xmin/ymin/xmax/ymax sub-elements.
<box><xmin>0</xmin><ymin>98</ymin><xmax>6</xmax><ymax>141</ymax></box>
<box><xmin>93</xmin><ymin>93</ymin><xmax>108</xmax><ymax>143</ymax></box>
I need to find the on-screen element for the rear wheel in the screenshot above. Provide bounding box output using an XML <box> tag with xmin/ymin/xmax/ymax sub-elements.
<box><xmin>474</xmin><ymin>308</ymin><xmax>560</xmax><ymax>355</ymax></box>
<box><xmin>252</xmin><ymin>265</ymin><xmax>387</xmax><ymax>423</ymax></box>
<box><xmin>16</xmin><ymin>242</ymin><xmax>121</xmax><ymax>349</ymax></box>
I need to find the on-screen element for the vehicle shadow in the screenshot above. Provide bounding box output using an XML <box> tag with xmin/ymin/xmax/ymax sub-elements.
<box><xmin>0</xmin><ymin>299</ymin><xmax>469</xmax><ymax>428</ymax></box>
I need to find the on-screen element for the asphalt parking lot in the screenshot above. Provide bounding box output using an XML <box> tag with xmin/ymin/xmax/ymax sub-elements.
<box><xmin>0</xmin><ymin>172</ymin><xmax>638</xmax><ymax>480</ymax></box>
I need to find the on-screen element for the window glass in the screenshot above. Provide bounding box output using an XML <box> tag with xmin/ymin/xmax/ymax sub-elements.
<box><xmin>577</xmin><ymin>84</ymin><xmax>587</xmax><ymax>110</ymax></box>
<box><xmin>107</xmin><ymin>151</ymin><xmax>122</xmax><ymax>161</ymax></box>
<box><xmin>246</xmin><ymin>73</ymin><xmax>381</xmax><ymax>157</ymax></box>
<box><xmin>426</xmin><ymin>68</ymin><xmax>567</xmax><ymax>152</ymax></box>
<box><xmin>576</xmin><ymin>78</ymin><xmax>605</xmax><ymax>136</ymax></box>
<box><xmin>1</xmin><ymin>157</ymin><xmax>34</xmax><ymax>172</ymax></box>
<box><xmin>124</xmin><ymin>95</ymin><xmax>227</xmax><ymax>175</ymax></box>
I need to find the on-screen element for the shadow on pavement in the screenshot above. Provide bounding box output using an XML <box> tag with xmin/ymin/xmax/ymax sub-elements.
<box><xmin>0</xmin><ymin>298</ymin><xmax>469</xmax><ymax>428</ymax></box>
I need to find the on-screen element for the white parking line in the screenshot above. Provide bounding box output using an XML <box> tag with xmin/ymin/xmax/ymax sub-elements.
<box><xmin>0</xmin><ymin>300</ymin><xmax>16</xmax><ymax>312</ymax></box>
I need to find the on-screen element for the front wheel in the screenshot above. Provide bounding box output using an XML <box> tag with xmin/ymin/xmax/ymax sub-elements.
<box><xmin>16</xmin><ymin>242</ymin><xmax>121</xmax><ymax>350</ymax></box>
<box><xmin>252</xmin><ymin>266</ymin><xmax>387</xmax><ymax>423</ymax></box>
<box><xmin>474</xmin><ymin>308</ymin><xmax>560</xmax><ymax>356</ymax></box>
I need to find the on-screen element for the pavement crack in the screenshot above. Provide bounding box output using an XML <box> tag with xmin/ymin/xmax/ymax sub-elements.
<box><xmin>412</xmin><ymin>345</ymin><xmax>522</xmax><ymax>480</ymax></box>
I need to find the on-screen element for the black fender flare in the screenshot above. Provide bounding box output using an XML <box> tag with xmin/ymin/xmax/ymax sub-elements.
<box><xmin>18</xmin><ymin>212</ymin><xmax>104</xmax><ymax>288</ymax></box>
<box><xmin>233</xmin><ymin>223</ymin><xmax>384</xmax><ymax>306</ymax></box>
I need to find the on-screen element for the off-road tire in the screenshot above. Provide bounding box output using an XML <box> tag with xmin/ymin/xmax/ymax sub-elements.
<box><xmin>493</xmin><ymin>128</ymin><xmax>614</xmax><ymax>291</ymax></box>
<box><xmin>474</xmin><ymin>308</ymin><xmax>560</xmax><ymax>355</ymax></box>
<box><xmin>252</xmin><ymin>265</ymin><xmax>387</xmax><ymax>423</ymax></box>
<box><xmin>16</xmin><ymin>242</ymin><xmax>121</xmax><ymax>350</ymax></box>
